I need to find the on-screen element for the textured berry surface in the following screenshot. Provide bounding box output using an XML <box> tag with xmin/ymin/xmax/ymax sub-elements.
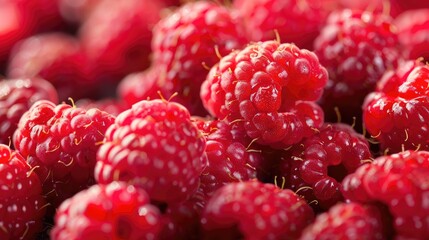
<box><xmin>13</xmin><ymin>100</ymin><xmax>115</xmax><ymax>213</ymax></box>
<box><xmin>342</xmin><ymin>150</ymin><xmax>429</xmax><ymax>239</ymax></box>
<box><xmin>233</xmin><ymin>0</ymin><xmax>339</xmax><ymax>50</ymax></box>
<box><xmin>201</xmin><ymin>40</ymin><xmax>328</xmax><ymax>148</ymax></box>
<box><xmin>300</xmin><ymin>202</ymin><xmax>385</xmax><ymax>240</ymax></box>
<box><xmin>0</xmin><ymin>144</ymin><xmax>46</xmax><ymax>240</ymax></box>
<box><xmin>151</xmin><ymin>1</ymin><xmax>248</xmax><ymax>116</ymax></box>
<box><xmin>76</xmin><ymin>98</ymin><xmax>128</xmax><ymax>117</ymax></box>
<box><xmin>314</xmin><ymin>9</ymin><xmax>401</xmax><ymax>128</ymax></box>
<box><xmin>192</xmin><ymin>117</ymin><xmax>260</xmax><ymax>197</ymax></box>
<box><xmin>80</xmin><ymin>0</ymin><xmax>165</xmax><ymax>83</ymax></box>
<box><xmin>51</xmin><ymin>182</ymin><xmax>162</xmax><ymax>240</ymax></box>
<box><xmin>201</xmin><ymin>181</ymin><xmax>314</xmax><ymax>239</ymax></box>
<box><xmin>0</xmin><ymin>78</ymin><xmax>58</xmax><ymax>145</ymax></box>
<box><xmin>394</xmin><ymin>9</ymin><xmax>429</xmax><ymax>62</ymax></box>
<box><xmin>275</xmin><ymin>123</ymin><xmax>372</xmax><ymax>210</ymax></box>
<box><xmin>95</xmin><ymin>99</ymin><xmax>207</xmax><ymax>204</ymax></box>
<box><xmin>363</xmin><ymin>60</ymin><xmax>429</xmax><ymax>153</ymax></box>
<box><xmin>7</xmin><ymin>33</ymin><xmax>96</xmax><ymax>101</ymax></box>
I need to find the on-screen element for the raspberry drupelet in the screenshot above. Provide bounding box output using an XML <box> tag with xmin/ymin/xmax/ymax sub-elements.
<box><xmin>201</xmin><ymin>40</ymin><xmax>328</xmax><ymax>148</ymax></box>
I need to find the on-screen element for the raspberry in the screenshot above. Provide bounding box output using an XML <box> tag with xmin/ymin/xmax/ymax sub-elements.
<box><xmin>0</xmin><ymin>78</ymin><xmax>58</xmax><ymax>145</ymax></box>
<box><xmin>13</xmin><ymin>100</ymin><xmax>115</xmax><ymax>214</ymax></box>
<box><xmin>58</xmin><ymin>0</ymin><xmax>104</xmax><ymax>24</ymax></box>
<box><xmin>0</xmin><ymin>144</ymin><xmax>46</xmax><ymax>240</ymax></box>
<box><xmin>118</xmin><ymin>67</ymin><xmax>171</xmax><ymax>109</ymax></box>
<box><xmin>233</xmin><ymin>0</ymin><xmax>339</xmax><ymax>50</ymax></box>
<box><xmin>300</xmin><ymin>202</ymin><xmax>386</xmax><ymax>240</ymax></box>
<box><xmin>79</xmin><ymin>0</ymin><xmax>165</xmax><ymax>82</ymax></box>
<box><xmin>201</xmin><ymin>181</ymin><xmax>314</xmax><ymax>239</ymax></box>
<box><xmin>151</xmin><ymin>1</ymin><xmax>248</xmax><ymax>116</ymax></box>
<box><xmin>192</xmin><ymin>117</ymin><xmax>261</xmax><ymax>197</ymax></box>
<box><xmin>363</xmin><ymin>60</ymin><xmax>429</xmax><ymax>153</ymax></box>
<box><xmin>394</xmin><ymin>9</ymin><xmax>429</xmax><ymax>62</ymax></box>
<box><xmin>274</xmin><ymin>123</ymin><xmax>372</xmax><ymax>211</ymax></box>
<box><xmin>7</xmin><ymin>33</ymin><xmax>96</xmax><ymax>101</ymax></box>
<box><xmin>342</xmin><ymin>150</ymin><xmax>429</xmax><ymax>239</ymax></box>
<box><xmin>51</xmin><ymin>182</ymin><xmax>162</xmax><ymax>240</ymax></box>
<box><xmin>95</xmin><ymin>99</ymin><xmax>207</xmax><ymax>204</ymax></box>
<box><xmin>201</xmin><ymin>40</ymin><xmax>328</xmax><ymax>148</ymax></box>
<box><xmin>76</xmin><ymin>98</ymin><xmax>128</xmax><ymax>117</ymax></box>
<box><xmin>314</xmin><ymin>9</ymin><xmax>401</xmax><ymax>129</ymax></box>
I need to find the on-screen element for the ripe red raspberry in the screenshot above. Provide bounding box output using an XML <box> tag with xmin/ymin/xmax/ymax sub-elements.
<box><xmin>201</xmin><ymin>181</ymin><xmax>314</xmax><ymax>239</ymax></box>
<box><xmin>192</xmin><ymin>117</ymin><xmax>261</xmax><ymax>197</ymax></box>
<box><xmin>275</xmin><ymin>123</ymin><xmax>372</xmax><ymax>211</ymax></box>
<box><xmin>394</xmin><ymin>9</ymin><xmax>429</xmax><ymax>62</ymax></box>
<box><xmin>51</xmin><ymin>182</ymin><xmax>162</xmax><ymax>240</ymax></box>
<box><xmin>342</xmin><ymin>150</ymin><xmax>429</xmax><ymax>239</ymax></box>
<box><xmin>300</xmin><ymin>202</ymin><xmax>386</xmax><ymax>240</ymax></box>
<box><xmin>201</xmin><ymin>40</ymin><xmax>328</xmax><ymax>148</ymax></box>
<box><xmin>233</xmin><ymin>0</ymin><xmax>340</xmax><ymax>50</ymax></box>
<box><xmin>13</xmin><ymin>100</ymin><xmax>115</xmax><ymax>213</ymax></box>
<box><xmin>0</xmin><ymin>144</ymin><xmax>47</xmax><ymax>240</ymax></box>
<box><xmin>7</xmin><ymin>33</ymin><xmax>96</xmax><ymax>101</ymax></box>
<box><xmin>118</xmin><ymin>67</ymin><xmax>171</xmax><ymax>109</ymax></box>
<box><xmin>363</xmin><ymin>60</ymin><xmax>429</xmax><ymax>153</ymax></box>
<box><xmin>76</xmin><ymin>98</ymin><xmax>128</xmax><ymax>117</ymax></box>
<box><xmin>314</xmin><ymin>9</ymin><xmax>401</xmax><ymax>129</ymax></box>
<box><xmin>79</xmin><ymin>0</ymin><xmax>165</xmax><ymax>82</ymax></box>
<box><xmin>0</xmin><ymin>78</ymin><xmax>58</xmax><ymax>145</ymax></box>
<box><xmin>151</xmin><ymin>1</ymin><xmax>249</xmax><ymax>116</ymax></box>
<box><xmin>95</xmin><ymin>99</ymin><xmax>207</xmax><ymax>204</ymax></box>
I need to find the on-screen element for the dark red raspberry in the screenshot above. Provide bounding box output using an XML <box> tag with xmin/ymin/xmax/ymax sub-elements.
<box><xmin>342</xmin><ymin>150</ymin><xmax>429</xmax><ymax>239</ymax></box>
<box><xmin>314</xmin><ymin>9</ymin><xmax>401</xmax><ymax>129</ymax></box>
<box><xmin>363</xmin><ymin>60</ymin><xmax>429</xmax><ymax>153</ymax></box>
<box><xmin>76</xmin><ymin>98</ymin><xmax>128</xmax><ymax>117</ymax></box>
<box><xmin>51</xmin><ymin>182</ymin><xmax>162</xmax><ymax>240</ymax></box>
<box><xmin>192</xmin><ymin>117</ymin><xmax>261</xmax><ymax>197</ymax></box>
<box><xmin>394</xmin><ymin>9</ymin><xmax>429</xmax><ymax>62</ymax></box>
<box><xmin>201</xmin><ymin>181</ymin><xmax>314</xmax><ymax>239</ymax></box>
<box><xmin>0</xmin><ymin>144</ymin><xmax>47</xmax><ymax>240</ymax></box>
<box><xmin>300</xmin><ymin>202</ymin><xmax>386</xmax><ymax>240</ymax></box>
<box><xmin>13</xmin><ymin>100</ymin><xmax>115</xmax><ymax>213</ymax></box>
<box><xmin>201</xmin><ymin>40</ymin><xmax>328</xmax><ymax>148</ymax></box>
<box><xmin>233</xmin><ymin>0</ymin><xmax>340</xmax><ymax>50</ymax></box>
<box><xmin>151</xmin><ymin>1</ymin><xmax>249</xmax><ymax>116</ymax></box>
<box><xmin>95</xmin><ymin>99</ymin><xmax>207</xmax><ymax>204</ymax></box>
<box><xmin>79</xmin><ymin>0</ymin><xmax>165</xmax><ymax>82</ymax></box>
<box><xmin>7</xmin><ymin>33</ymin><xmax>96</xmax><ymax>101</ymax></box>
<box><xmin>274</xmin><ymin>123</ymin><xmax>372</xmax><ymax>211</ymax></box>
<box><xmin>0</xmin><ymin>78</ymin><xmax>58</xmax><ymax>145</ymax></box>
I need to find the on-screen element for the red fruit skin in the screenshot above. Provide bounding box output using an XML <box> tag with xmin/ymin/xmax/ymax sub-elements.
<box><xmin>314</xmin><ymin>9</ymin><xmax>401</xmax><ymax>129</ymax></box>
<box><xmin>233</xmin><ymin>0</ymin><xmax>340</xmax><ymax>50</ymax></box>
<box><xmin>51</xmin><ymin>182</ymin><xmax>162</xmax><ymax>240</ymax></box>
<box><xmin>300</xmin><ymin>202</ymin><xmax>386</xmax><ymax>240</ymax></box>
<box><xmin>0</xmin><ymin>78</ymin><xmax>58</xmax><ymax>145</ymax></box>
<box><xmin>342</xmin><ymin>150</ymin><xmax>429</xmax><ymax>239</ymax></box>
<box><xmin>79</xmin><ymin>0</ymin><xmax>165</xmax><ymax>83</ymax></box>
<box><xmin>13</xmin><ymin>100</ymin><xmax>115</xmax><ymax>214</ymax></box>
<box><xmin>201</xmin><ymin>181</ymin><xmax>314</xmax><ymax>240</ymax></box>
<box><xmin>151</xmin><ymin>1</ymin><xmax>249</xmax><ymax>116</ymax></box>
<box><xmin>7</xmin><ymin>33</ymin><xmax>96</xmax><ymax>101</ymax></box>
<box><xmin>95</xmin><ymin>99</ymin><xmax>207</xmax><ymax>204</ymax></box>
<box><xmin>363</xmin><ymin>60</ymin><xmax>429</xmax><ymax>153</ymax></box>
<box><xmin>275</xmin><ymin>123</ymin><xmax>372</xmax><ymax>211</ymax></box>
<box><xmin>76</xmin><ymin>98</ymin><xmax>128</xmax><ymax>117</ymax></box>
<box><xmin>201</xmin><ymin>40</ymin><xmax>327</xmax><ymax>148</ymax></box>
<box><xmin>0</xmin><ymin>144</ymin><xmax>46</xmax><ymax>240</ymax></box>
<box><xmin>192</xmin><ymin>118</ymin><xmax>261</xmax><ymax>197</ymax></box>
<box><xmin>394</xmin><ymin>9</ymin><xmax>429</xmax><ymax>62</ymax></box>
